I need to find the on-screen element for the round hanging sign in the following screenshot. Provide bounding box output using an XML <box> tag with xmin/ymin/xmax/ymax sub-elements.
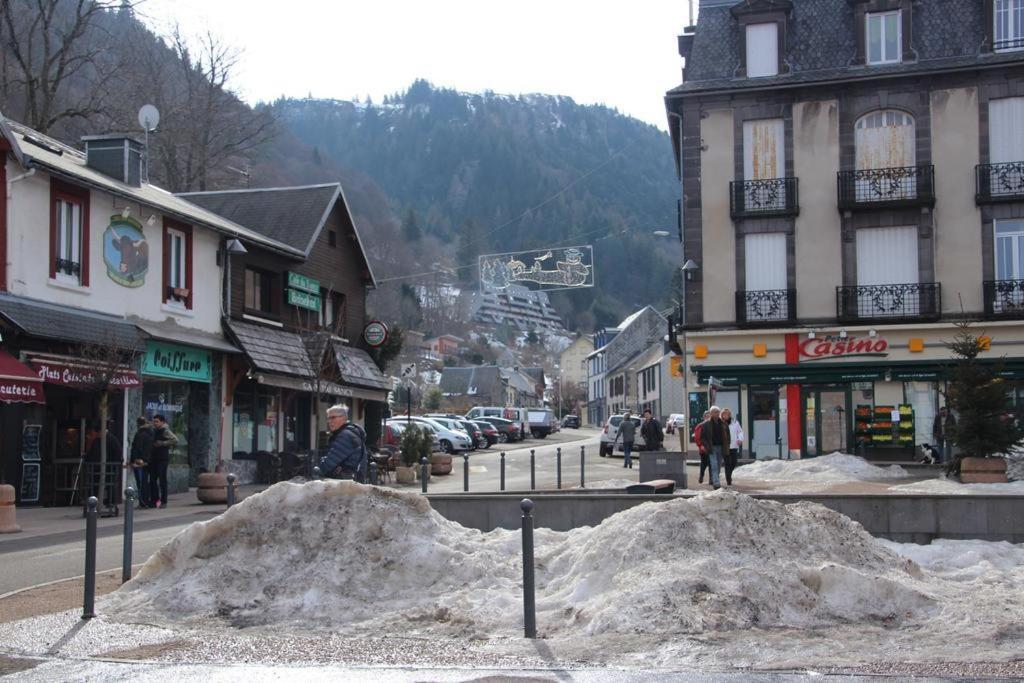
<box><xmin>363</xmin><ymin>321</ymin><xmax>389</xmax><ymax>347</ymax></box>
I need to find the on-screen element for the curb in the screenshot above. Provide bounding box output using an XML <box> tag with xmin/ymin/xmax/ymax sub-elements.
<box><xmin>0</xmin><ymin>565</ymin><xmax>138</xmax><ymax>602</ymax></box>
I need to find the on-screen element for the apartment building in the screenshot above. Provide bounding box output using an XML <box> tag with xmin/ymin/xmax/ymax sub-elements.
<box><xmin>667</xmin><ymin>0</ymin><xmax>1024</xmax><ymax>459</ymax></box>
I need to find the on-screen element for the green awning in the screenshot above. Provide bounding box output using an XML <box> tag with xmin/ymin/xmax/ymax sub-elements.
<box><xmin>692</xmin><ymin>358</ymin><xmax>1024</xmax><ymax>386</ymax></box>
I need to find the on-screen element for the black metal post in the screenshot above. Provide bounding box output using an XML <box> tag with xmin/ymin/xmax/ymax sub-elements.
<box><xmin>580</xmin><ymin>445</ymin><xmax>585</xmax><ymax>488</ymax></box>
<box><xmin>500</xmin><ymin>451</ymin><xmax>506</xmax><ymax>491</ymax></box>
<box><xmin>530</xmin><ymin>449</ymin><xmax>536</xmax><ymax>490</ymax></box>
<box><xmin>312</xmin><ymin>466</ymin><xmax>322</xmax><ymax>480</ymax></box>
<box><xmin>122</xmin><ymin>487</ymin><xmax>135</xmax><ymax>584</ymax></box>
<box><xmin>463</xmin><ymin>453</ymin><xmax>470</xmax><ymax>492</ymax></box>
<box><xmin>369</xmin><ymin>460</ymin><xmax>378</xmax><ymax>485</ymax></box>
<box><xmin>420</xmin><ymin>457</ymin><xmax>428</xmax><ymax>493</ymax></box>
<box><xmin>82</xmin><ymin>496</ymin><xmax>98</xmax><ymax>619</ymax></box>
<box><xmin>556</xmin><ymin>447</ymin><xmax>562</xmax><ymax>489</ymax></box>
<box><xmin>226</xmin><ymin>473</ymin><xmax>237</xmax><ymax>508</ymax></box>
<box><xmin>520</xmin><ymin>498</ymin><xmax>536</xmax><ymax>639</ymax></box>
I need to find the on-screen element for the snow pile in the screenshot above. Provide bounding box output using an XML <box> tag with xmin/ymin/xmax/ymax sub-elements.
<box><xmin>734</xmin><ymin>452</ymin><xmax>909</xmax><ymax>482</ymax></box>
<box><xmin>882</xmin><ymin>539</ymin><xmax>1024</xmax><ymax>579</ymax></box>
<box><xmin>537</xmin><ymin>490</ymin><xmax>934</xmax><ymax>635</ymax></box>
<box><xmin>890</xmin><ymin>477</ymin><xmax>1024</xmax><ymax>495</ymax></box>
<box><xmin>1005</xmin><ymin>448</ymin><xmax>1024</xmax><ymax>481</ymax></box>
<box><xmin>105</xmin><ymin>481</ymin><xmax>524</xmax><ymax>633</ymax></box>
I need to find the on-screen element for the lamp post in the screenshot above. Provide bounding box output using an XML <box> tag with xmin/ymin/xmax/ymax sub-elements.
<box><xmin>680</xmin><ymin>259</ymin><xmax>699</xmax><ymax>451</ymax></box>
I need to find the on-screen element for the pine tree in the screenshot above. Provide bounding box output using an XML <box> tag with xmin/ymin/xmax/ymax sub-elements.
<box><xmin>456</xmin><ymin>218</ymin><xmax>485</xmax><ymax>282</ymax></box>
<box><xmin>944</xmin><ymin>322</ymin><xmax>1024</xmax><ymax>475</ymax></box>
<box><xmin>401</xmin><ymin>208</ymin><xmax>422</xmax><ymax>242</ymax></box>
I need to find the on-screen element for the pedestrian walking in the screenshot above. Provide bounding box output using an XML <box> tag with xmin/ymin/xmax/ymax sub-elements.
<box><xmin>128</xmin><ymin>416</ymin><xmax>154</xmax><ymax>507</ymax></box>
<box><xmin>697</xmin><ymin>406</ymin><xmax>729</xmax><ymax>490</ymax></box>
<box><xmin>694</xmin><ymin>410</ymin><xmax>711</xmax><ymax>483</ymax></box>
<box><xmin>613</xmin><ymin>411</ymin><xmax>637</xmax><ymax>469</ymax></box>
<box><xmin>319</xmin><ymin>404</ymin><xmax>368</xmax><ymax>481</ymax></box>
<box><xmin>149</xmin><ymin>414</ymin><xmax>177</xmax><ymax>508</ymax></box>
<box><xmin>720</xmin><ymin>408</ymin><xmax>744</xmax><ymax>486</ymax></box>
<box><xmin>641</xmin><ymin>409</ymin><xmax>663</xmax><ymax>452</ymax></box>
<box><xmin>932</xmin><ymin>406</ymin><xmax>956</xmax><ymax>463</ymax></box>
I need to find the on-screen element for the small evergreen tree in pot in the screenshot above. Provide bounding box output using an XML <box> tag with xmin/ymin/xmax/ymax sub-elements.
<box><xmin>399</xmin><ymin>425</ymin><xmax>426</xmax><ymax>468</ymax></box>
<box><xmin>944</xmin><ymin>323</ymin><xmax>1024</xmax><ymax>477</ymax></box>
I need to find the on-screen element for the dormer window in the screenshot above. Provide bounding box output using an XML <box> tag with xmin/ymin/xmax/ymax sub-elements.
<box><xmin>866</xmin><ymin>11</ymin><xmax>901</xmax><ymax>64</ymax></box>
<box><xmin>995</xmin><ymin>0</ymin><xmax>1024</xmax><ymax>52</ymax></box>
<box><xmin>746</xmin><ymin>23</ymin><xmax>779</xmax><ymax>77</ymax></box>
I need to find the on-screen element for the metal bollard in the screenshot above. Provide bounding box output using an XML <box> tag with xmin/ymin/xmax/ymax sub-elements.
<box><xmin>369</xmin><ymin>460</ymin><xmax>378</xmax><ymax>485</ymax></box>
<box><xmin>82</xmin><ymin>496</ymin><xmax>98</xmax><ymax>619</ymax></box>
<box><xmin>122</xmin><ymin>487</ymin><xmax>135</xmax><ymax>584</ymax></box>
<box><xmin>520</xmin><ymin>498</ymin><xmax>537</xmax><ymax>639</ymax></box>
<box><xmin>226</xmin><ymin>473</ymin><xmax>237</xmax><ymax>508</ymax></box>
<box><xmin>556</xmin><ymin>447</ymin><xmax>562</xmax><ymax>489</ymax></box>
<box><xmin>463</xmin><ymin>453</ymin><xmax>470</xmax><ymax>492</ymax></box>
<box><xmin>530</xmin><ymin>449</ymin><xmax>536</xmax><ymax>490</ymax></box>
<box><xmin>420</xmin><ymin>457</ymin><xmax>429</xmax><ymax>493</ymax></box>
<box><xmin>500</xmin><ymin>451</ymin><xmax>506</xmax><ymax>491</ymax></box>
<box><xmin>580</xmin><ymin>445</ymin><xmax>586</xmax><ymax>488</ymax></box>
<box><xmin>312</xmin><ymin>466</ymin><xmax>322</xmax><ymax>480</ymax></box>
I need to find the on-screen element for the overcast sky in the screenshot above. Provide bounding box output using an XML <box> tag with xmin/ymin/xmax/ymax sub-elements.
<box><xmin>141</xmin><ymin>1</ymin><xmax>695</xmax><ymax>131</ymax></box>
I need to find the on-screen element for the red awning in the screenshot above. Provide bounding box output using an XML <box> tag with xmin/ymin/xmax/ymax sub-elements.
<box><xmin>0</xmin><ymin>349</ymin><xmax>45</xmax><ymax>404</ymax></box>
<box><xmin>27</xmin><ymin>353</ymin><xmax>140</xmax><ymax>389</ymax></box>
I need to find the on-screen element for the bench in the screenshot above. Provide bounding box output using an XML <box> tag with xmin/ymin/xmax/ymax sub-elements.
<box><xmin>625</xmin><ymin>479</ymin><xmax>676</xmax><ymax>495</ymax></box>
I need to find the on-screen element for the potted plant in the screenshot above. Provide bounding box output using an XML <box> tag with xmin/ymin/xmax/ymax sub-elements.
<box><xmin>944</xmin><ymin>323</ymin><xmax>1024</xmax><ymax>482</ymax></box>
<box><xmin>396</xmin><ymin>425</ymin><xmax>426</xmax><ymax>484</ymax></box>
<box><xmin>431</xmin><ymin>441</ymin><xmax>453</xmax><ymax>475</ymax></box>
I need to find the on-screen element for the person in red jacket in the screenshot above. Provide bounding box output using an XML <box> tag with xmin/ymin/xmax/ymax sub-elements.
<box><xmin>693</xmin><ymin>410</ymin><xmax>711</xmax><ymax>483</ymax></box>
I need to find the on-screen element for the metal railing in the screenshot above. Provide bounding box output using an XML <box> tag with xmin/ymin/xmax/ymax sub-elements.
<box><xmin>984</xmin><ymin>279</ymin><xmax>1024</xmax><ymax>319</ymax></box>
<box><xmin>729</xmin><ymin>177</ymin><xmax>799</xmax><ymax>218</ymax></box>
<box><xmin>976</xmin><ymin>162</ymin><xmax>1024</xmax><ymax>203</ymax></box>
<box><xmin>836</xmin><ymin>282</ymin><xmax>941</xmax><ymax>321</ymax></box>
<box><xmin>735</xmin><ymin>289</ymin><xmax>796</xmax><ymax>325</ymax></box>
<box><xmin>837</xmin><ymin>164</ymin><xmax>935</xmax><ymax>210</ymax></box>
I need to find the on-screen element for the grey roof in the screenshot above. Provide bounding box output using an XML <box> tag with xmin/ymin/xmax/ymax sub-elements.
<box><xmin>224</xmin><ymin>319</ymin><xmax>313</xmax><ymax>378</ymax></box>
<box><xmin>0</xmin><ymin>293</ymin><xmax>144</xmax><ymax>350</ymax></box>
<box><xmin>673</xmin><ymin>0</ymin><xmax>1018</xmax><ymax>96</ymax></box>
<box><xmin>440</xmin><ymin>366</ymin><xmax>503</xmax><ymax>396</ymax></box>
<box><xmin>332</xmin><ymin>342</ymin><xmax>389</xmax><ymax>390</ymax></box>
<box><xmin>521</xmin><ymin>367</ymin><xmax>545</xmax><ymax>386</ymax></box>
<box><xmin>180</xmin><ymin>184</ymin><xmax>377</xmax><ymax>285</ymax></box>
<box><xmin>502</xmin><ymin>368</ymin><xmax>538</xmax><ymax>398</ymax></box>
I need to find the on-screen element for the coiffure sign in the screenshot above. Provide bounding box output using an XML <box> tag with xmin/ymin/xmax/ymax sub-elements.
<box><xmin>799</xmin><ymin>334</ymin><xmax>888</xmax><ymax>362</ymax></box>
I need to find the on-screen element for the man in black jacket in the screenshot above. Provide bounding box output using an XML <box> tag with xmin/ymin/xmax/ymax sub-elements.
<box><xmin>697</xmin><ymin>406</ymin><xmax>729</xmax><ymax>490</ymax></box>
<box><xmin>128</xmin><ymin>416</ymin><xmax>154</xmax><ymax>507</ymax></box>
<box><xmin>640</xmin><ymin>409</ymin><xmax>663</xmax><ymax>451</ymax></box>
<box><xmin>149</xmin><ymin>414</ymin><xmax>177</xmax><ymax>508</ymax></box>
<box><xmin>319</xmin><ymin>405</ymin><xmax>367</xmax><ymax>481</ymax></box>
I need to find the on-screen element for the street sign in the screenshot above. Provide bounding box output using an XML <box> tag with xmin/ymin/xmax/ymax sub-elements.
<box><xmin>400</xmin><ymin>363</ymin><xmax>417</xmax><ymax>379</ymax></box>
<box><xmin>363</xmin><ymin>321</ymin><xmax>389</xmax><ymax>347</ymax></box>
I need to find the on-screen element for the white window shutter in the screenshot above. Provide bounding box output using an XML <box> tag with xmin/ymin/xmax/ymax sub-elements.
<box><xmin>990</xmin><ymin>97</ymin><xmax>1024</xmax><ymax>164</ymax></box>
<box><xmin>856</xmin><ymin>227</ymin><xmax>918</xmax><ymax>285</ymax></box>
<box><xmin>743</xmin><ymin>119</ymin><xmax>785</xmax><ymax>180</ymax></box>
<box><xmin>746</xmin><ymin>23</ymin><xmax>779</xmax><ymax>78</ymax></box>
<box><xmin>745</xmin><ymin>233</ymin><xmax>787</xmax><ymax>290</ymax></box>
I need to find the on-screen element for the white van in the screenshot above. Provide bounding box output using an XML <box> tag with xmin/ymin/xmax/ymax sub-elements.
<box><xmin>466</xmin><ymin>406</ymin><xmax>530</xmax><ymax>439</ymax></box>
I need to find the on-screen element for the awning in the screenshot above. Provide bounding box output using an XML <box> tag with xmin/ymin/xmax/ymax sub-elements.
<box><xmin>331</xmin><ymin>341</ymin><xmax>390</xmax><ymax>391</ymax></box>
<box><xmin>692</xmin><ymin>358</ymin><xmax>1024</xmax><ymax>386</ymax></box>
<box><xmin>0</xmin><ymin>292</ymin><xmax>144</xmax><ymax>350</ymax></box>
<box><xmin>255</xmin><ymin>372</ymin><xmax>388</xmax><ymax>402</ymax></box>
<box><xmin>135</xmin><ymin>320</ymin><xmax>240</xmax><ymax>354</ymax></box>
<box><xmin>26</xmin><ymin>352</ymin><xmax>140</xmax><ymax>389</ymax></box>
<box><xmin>224</xmin><ymin>319</ymin><xmax>314</xmax><ymax>377</ymax></box>
<box><xmin>0</xmin><ymin>348</ymin><xmax>44</xmax><ymax>404</ymax></box>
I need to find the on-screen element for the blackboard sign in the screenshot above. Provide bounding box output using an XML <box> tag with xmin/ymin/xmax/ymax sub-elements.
<box><xmin>20</xmin><ymin>463</ymin><xmax>40</xmax><ymax>503</ymax></box>
<box><xmin>21</xmin><ymin>424</ymin><xmax>41</xmax><ymax>461</ymax></box>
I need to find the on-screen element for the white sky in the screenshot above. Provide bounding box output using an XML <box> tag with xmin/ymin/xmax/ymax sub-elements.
<box><xmin>140</xmin><ymin>0</ymin><xmax>695</xmax><ymax>130</ymax></box>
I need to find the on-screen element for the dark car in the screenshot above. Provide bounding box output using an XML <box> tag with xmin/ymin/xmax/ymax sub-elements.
<box><xmin>480</xmin><ymin>416</ymin><xmax>521</xmax><ymax>443</ymax></box>
<box><xmin>458</xmin><ymin>420</ymin><xmax>488</xmax><ymax>450</ymax></box>
<box><xmin>561</xmin><ymin>414</ymin><xmax>580</xmax><ymax>429</ymax></box>
<box><xmin>472</xmin><ymin>420</ymin><xmax>499</xmax><ymax>447</ymax></box>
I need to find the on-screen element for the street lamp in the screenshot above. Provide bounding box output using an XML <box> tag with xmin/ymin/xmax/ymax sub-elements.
<box><xmin>679</xmin><ymin>259</ymin><xmax>700</xmax><ymax>452</ymax></box>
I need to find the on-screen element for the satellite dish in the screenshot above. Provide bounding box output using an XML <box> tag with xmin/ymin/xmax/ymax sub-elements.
<box><xmin>138</xmin><ymin>104</ymin><xmax>160</xmax><ymax>132</ymax></box>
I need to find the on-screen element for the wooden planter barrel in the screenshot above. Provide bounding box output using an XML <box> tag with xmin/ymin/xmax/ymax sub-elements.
<box><xmin>960</xmin><ymin>457</ymin><xmax>1008</xmax><ymax>484</ymax></box>
<box><xmin>0</xmin><ymin>484</ymin><xmax>21</xmax><ymax>534</ymax></box>
<box><xmin>431</xmin><ymin>454</ymin><xmax>453</xmax><ymax>475</ymax></box>
<box><xmin>196</xmin><ymin>472</ymin><xmax>228</xmax><ymax>504</ymax></box>
<box><xmin>395</xmin><ymin>466</ymin><xmax>416</xmax><ymax>484</ymax></box>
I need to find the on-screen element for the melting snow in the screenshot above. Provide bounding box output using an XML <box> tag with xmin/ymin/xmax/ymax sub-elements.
<box><xmin>890</xmin><ymin>477</ymin><xmax>1024</xmax><ymax>495</ymax></box>
<box><xmin>734</xmin><ymin>452</ymin><xmax>910</xmax><ymax>482</ymax></box>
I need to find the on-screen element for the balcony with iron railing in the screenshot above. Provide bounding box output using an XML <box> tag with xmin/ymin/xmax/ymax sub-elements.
<box><xmin>976</xmin><ymin>162</ymin><xmax>1024</xmax><ymax>204</ymax></box>
<box><xmin>836</xmin><ymin>283</ymin><xmax>941</xmax><ymax>322</ymax></box>
<box><xmin>735</xmin><ymin>289</ymin><xmax>796</xmax><ymax>326</ymax></box>
<box><xmin>984</xmin><ymin>279</ymin><xmax>1024</xmax><ymax>319</ymax></box>
<box><xmin>837</xmin><ymin>164</ymin><xmax>935</xmax><ymax>211</ymax></box>
<box><xmin>730</xmin><ymin>177</ymin><xmax>799</xmax><ymax>218</ymax></box>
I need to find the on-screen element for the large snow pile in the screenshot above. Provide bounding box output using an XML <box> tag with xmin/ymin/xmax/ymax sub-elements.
<box><xmin>890</xmin><ymin>477</ymin><xmax>1024</xmax><ymax>495</ymax></box>
<box><xmin>1005</xmin><ymin>448</ymin><xmax>1024</xmax><ymax>481</ymax></box>
<box><xmin>107</xmin><ymin>484</ymin><xmax>939</xmax><ymax>637</ymax></box>
<box><xmin>734</xmin><ymin>452</ymin><xmax>909</xmax><ymax>482</ymax></box>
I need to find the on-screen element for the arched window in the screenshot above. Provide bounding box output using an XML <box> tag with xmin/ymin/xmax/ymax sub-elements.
<box><xmin>855</xmin><ymin>110</ymin><xmax>915</xmax><ymax>169</ymax></box>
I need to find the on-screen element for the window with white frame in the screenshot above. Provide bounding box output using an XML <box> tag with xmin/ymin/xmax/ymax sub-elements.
<box><xmin>995</xmin><ymin>0</ymin><xmax>1024</xmax><ymax>52</ymax></box>
<box><xmin>54</xmin><ymin>197</ymin><xmax>83</xmax><ymax>284</ymax></box>
<box><xmin>166</xmin><ymin>227</ymin><xmax>187</xmax><ymax>305</ymax></box>
<box><xmin>994</xmin><ymin>219</ymin><xmax>1024</xmax><ymax>282</ymax></box>
<box><xmin>866</xmin><ymin>11</ymin><xmax>901</xmax><ymax>64</ymax></box>
<box><xmin>745</xmin><ymin>22</ymin><xmax>779</xmax><ymax>77</ymax></box>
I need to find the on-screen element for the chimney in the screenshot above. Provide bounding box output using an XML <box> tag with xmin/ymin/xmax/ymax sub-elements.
<box><xmin>82</xmin><ymin>134</ymin><xmax>144</xmax><ymax>186</ymax></box>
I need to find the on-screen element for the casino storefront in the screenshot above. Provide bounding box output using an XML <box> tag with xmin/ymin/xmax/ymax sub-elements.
<box><xmin>685</xmin><ymin>323</ymin><xmax>1024</xmax><ymax>461</ymax></box>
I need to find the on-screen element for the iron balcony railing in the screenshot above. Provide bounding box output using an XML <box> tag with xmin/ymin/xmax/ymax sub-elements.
<box><xmin>735</xmin><ymin>289</ymin><xmax>796</xmax><ymax>325</ymax></box>
<box><xmin>976</xmin><ymin>162</ymin><xmax>1024</xmax><ymax>203</ymax></box>
<box><xmin>729</xmin><ymin>177</ymin><xmax>799</xmax><ymax>218</ymax></box>
<box><xmin>837</xmin><ymin>164</ymin><xmax>935</xmax><ymax>211</ymax></box>
<box><xmin>984</xmin><ymin>279</ymin><xmax>1024</xmax><ymax>319</ymax></box>
<box><xmin>995</xmin><ymin>36</ymin><xmax>1024</xmax><ymax>52</ymax></box>
<box><xmin>836</xmin><ymin>283</ymin><xmax>941</xmax><ymax>321</ymax></box>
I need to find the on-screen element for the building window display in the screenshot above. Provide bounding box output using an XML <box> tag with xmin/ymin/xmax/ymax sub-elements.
<box><xmin>142</xmin><ymin>381</ymin><xmax>189</xmax><ymax>468</ymax></box>
<box><xmin>232</xmin><ymin>384</ymin><xmax>280</xmax><ymax>457</ymax></box>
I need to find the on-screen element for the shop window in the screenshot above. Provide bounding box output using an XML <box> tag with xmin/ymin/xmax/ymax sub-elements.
<box><xmin>162</xmin><ymin>221</ymin><xmax>193</xmax><ymax>309</ymax></box>
<box><xmin>994</xmin><ymin>219</ymin><xmax>1024</xmax><ymax>282</ymax></box>
<box><xmin>232</xmin><ymin>391</ymin><xmax>255</xmax><ymax>458</ymax></box>
<box><xmin>143</xmin><ymin>382</ymin><xmax>189</xmax><ymax>467</ymax></box>
<box><xmin>256</xmin><ymin>392</ymin><xmax>279</xmax><ymax>452</ymax></box>
<box><xmin>995</xmin><ymin>0</ymin><xmax>1024</xmax><ymax>52</ymax></box>
<box><xmin>866</xmin><ymin>11</ymin><xmax>901</xmax><ymax>64</ymax></box>
<box><xmin>244</xmin><ymin>268</ymin><xmax>273</xmax><ymax>314</ymax></box>
<box><xmin>50</xmin><ymin>181</ymin><xmax>90</xmax><ymax>286</ymax></box>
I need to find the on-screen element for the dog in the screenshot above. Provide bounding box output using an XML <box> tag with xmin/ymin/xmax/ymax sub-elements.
<box><xmin>917</xmin><ymin>443</ymin><xmax>939</xmax><ymax>465</ymax></box>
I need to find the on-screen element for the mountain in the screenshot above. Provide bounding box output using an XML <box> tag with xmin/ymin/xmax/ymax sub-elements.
<box><xmin>265</xmin><ymin>82</ymin><xmax>681</xmax><ymax>330</ymax></box>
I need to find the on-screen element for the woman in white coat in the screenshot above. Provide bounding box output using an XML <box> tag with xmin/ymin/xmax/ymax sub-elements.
<box><xmin>720</xmin><ymin>407</ymin><xmax>744</xmax><ymax>486</ymax></box>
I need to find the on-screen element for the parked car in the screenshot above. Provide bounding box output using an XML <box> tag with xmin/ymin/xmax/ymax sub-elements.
<box><xmin>527</xmin><ymin>409</ymin><xmax>556</xmax><ymax>438</ymax></box>
<box><xmin>561</xmin><ymin>414</ymin><xmax>581</xmax><ymax>429</ymax></box>
<box><xmin>472</xmin><ymin>420</ymin><xmax>499</xmax><ymax>447</ymax></box>
<box><xmin>478</xmin><ymin>416</ymin><xmax>521</xmax><ymax>443</ymax></box>
<box><xmin>457</xmin><ymin>419</ymin><xmax>489</xmax><ymax>450</ymax></box>
<box><xmin>383</xmin><ymin>420</ymin><xmax>441</xmax><ymax>452</ymax></box>
<box><xmin>598</xmin><ymin>414</ymin><xmax>646</xmax><ymax>456</ymax></box>
<box><xmin>386</xmin><ymin>417</ymin><xmax>472</xmax><ymax>453</ymax></box>
<box><xmin>665</xmin><ymin>413</ymin><xmax>686</xmax><ymax>434</ymax></box>
<box><xmin>466</xmin><ymin>406</ymin><xmax>530</xmax><ymax>439</ymax></box>
<box><xmin>428</xmin><ymin>416</ymin><xmax>477</xmax><ymax>450</ymax></box>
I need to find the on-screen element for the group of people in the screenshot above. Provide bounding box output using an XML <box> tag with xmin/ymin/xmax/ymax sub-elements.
<box><xmin>611</xmin><ymin>408</ymin><xmax>664</xmax><ymax>468</ymax></box>
<box><xmin>126</xmin><ymin>414</ymin><xmax>177</xmax><ymax>508</ymax></box>
<box><xmin>693</xmin><ymin>405</ymin><xmax>744</xmax><ymax>489</ymax></box>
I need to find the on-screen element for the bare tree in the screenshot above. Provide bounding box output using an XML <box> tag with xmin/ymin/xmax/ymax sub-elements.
<box><xmin>0</xmin><ymin>0</ymin><xmax>130</xmax><ymax>132</ymax></box>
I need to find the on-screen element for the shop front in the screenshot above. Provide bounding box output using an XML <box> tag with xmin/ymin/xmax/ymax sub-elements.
<box><xmin>0</xmin><ymin>349</ymin><xmax>46</xmax><ymax>505</ymax></box>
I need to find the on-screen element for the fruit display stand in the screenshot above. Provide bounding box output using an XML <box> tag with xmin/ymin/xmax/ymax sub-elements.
<box><xmin>855</xmin><ymin>403</ymin><xmax>915</xmax><ymax>456</ymax></box>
